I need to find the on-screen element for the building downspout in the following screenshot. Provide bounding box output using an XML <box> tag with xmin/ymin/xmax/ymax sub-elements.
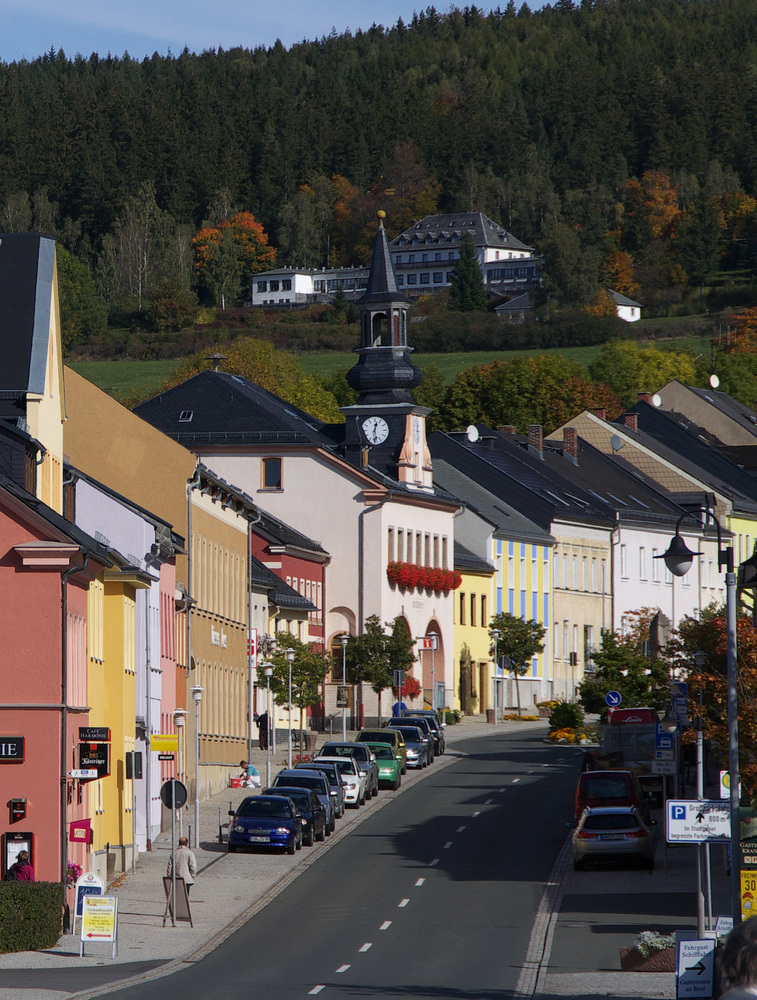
<box><xmin>61</xmin><ymin>553</ymin><xmax>89</xmax><ymax>904</ymax></box>
<box><xmin>357</xmin><ymin>495</ymin><xmax>389</xmax><ymax>729</ymax></box>
<box><xmin>186</xmin><ymin>469</ymin><xmax>201</xmax><ymax>682</ymax></box>
<box><xmin>144</xmin><ymin>589</ymin><xmax>152</xmax><ymax>851</ymax></box>
<box><xmin>247</xmin><ymin>509</ymin><xmax>262</xmax><ymax>762</ymax></box>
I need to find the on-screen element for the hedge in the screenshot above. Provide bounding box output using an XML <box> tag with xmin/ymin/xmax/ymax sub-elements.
<box><xmin>0</xmin><ymin>882</ymin><xmax>63</xmax><ymax>953</ymax></box>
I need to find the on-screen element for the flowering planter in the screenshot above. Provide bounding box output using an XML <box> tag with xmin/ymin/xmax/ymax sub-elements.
<box><xmin>619</xmin><ymin>947</ymin><xmax>676</xmax><ymax>973</ymax></box>
<box><xmin>386</xmin><ymin>561</ymin><xmax>462</xmax><ymax>595</ymax></box>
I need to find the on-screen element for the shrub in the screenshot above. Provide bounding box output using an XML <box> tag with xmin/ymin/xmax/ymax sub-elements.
<box><xmin>0</xmin><ymin>882</ymin><xmax>63</xmax><ymax>953</ymax></box>
<box><xmin>445</xmin><ymin>708</ymin><xmax>462</xmax><ymax>725</ymax></box>
<box><xmin>549</xmin><ymin>701</ymin><xmax>584</xmax><ymax>731</ymax></box>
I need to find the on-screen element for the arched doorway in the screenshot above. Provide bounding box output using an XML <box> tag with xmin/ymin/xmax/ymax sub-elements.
<box><xmin>418</xmin><ymin>620</ymin><xmax>444</xmax><ymax>714</ymax></box>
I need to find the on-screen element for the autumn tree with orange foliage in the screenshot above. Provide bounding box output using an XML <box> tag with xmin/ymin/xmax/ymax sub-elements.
<box><xmin>192</xmin><ymin>211</ymin><xmax>275</xmax><ymax>308</ymax></box>
<box><xmin>671</xmin><ymin>608</ymin><xmax>757</xmax><ymax>800</ymax></box>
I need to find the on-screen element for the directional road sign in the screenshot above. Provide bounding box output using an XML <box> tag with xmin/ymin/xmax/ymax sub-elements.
<box><xmin>676</xmin><ymin>938</ymin><xmax>715</xmax><ymax>998</ymax></box>
<box><xmin>667</xmin><ymin>800</ymin><xmax>731</xmax><ymax>843</ymax></box>
<box><xmin>68</xmin><ymin>769</ymin><xmax>98</xmax><ymax>779</ymax></box>
<box><xmin>605</xmin><ymin>690</ymin><xmax>622</xmax><ymax>708</ymax></box>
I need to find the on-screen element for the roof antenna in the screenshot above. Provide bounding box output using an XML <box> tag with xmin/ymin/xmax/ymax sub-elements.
<box><xmin>206</xmin><ymin>352</ymin><xmax>227</xmax><ymax>372</ymax></box>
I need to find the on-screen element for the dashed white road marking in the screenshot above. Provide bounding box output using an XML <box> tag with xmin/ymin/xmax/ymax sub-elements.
<box><xmin>380</xmin><ymin>920</ymin><xmax>392</xmax><ymax>930</ymax></box>
<box><xmin>359</xmin><ymin>943</ymin><xmax>372</xmax><ymax>952</ymax></box>
<box><xmin>399</xmin><ymin>898</ymin><xmax>410</xmax><ymax>908</ymax></box>
<box><xmin>430</xmin><ymin>858</ymin><xmax>439</xmax><ymax>866</ymax></box>
<box><xmin>473</xmin><ymin>811</ymin><xmax>481</xmax><ymax>817</ymax></box>
<box><xmin>485</xmin><ymin>799</ymin><xmax>493</xmax><ymax>804</ymax></box>
<box><xmin>512</xmin><ymin>778</ymin><xmax>521</xmax><ymax>783</ymax></box>
<box><xmin>308</xmin><ymin>986</ymin><xmax>325</xmax><ymax>995</ymax></box>
<box><xmin>456</xmin><ymin>826</ymin><xmax>465</xmax><ymax>833</ymax></box>
<box><xmin>444</xmin><ymin>841</ymin><xmax>453</xmax><ymax>849</ymax></box>
<box><xmin>336</xmin><ymin>964</ymin><xmax>351</xmax><ymax>973</ymax></box>
<box><xmin>415</xmin><ymin>877</ymin><xmax>425</xmax><ymax>886</ymax></box>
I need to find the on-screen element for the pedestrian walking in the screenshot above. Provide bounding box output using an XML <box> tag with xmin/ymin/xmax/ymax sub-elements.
<box><xmin>717</xmin><ymin>917</ymin><xmax>757</xmax><ymax>1000</ymax></box>
<box><xmin>257</xmin><ymin>711</ymin><xmax>269</xmax><ymax>750</ymax></box>
<box><xmin>167</xmin><ymin>836</ymin><xmax>197</xmax><ymax>894</ymax></box>
<box><xmin>4</xmin><ymin>850</ymin><xmax>34</xmax><ymax>881</ymax></box>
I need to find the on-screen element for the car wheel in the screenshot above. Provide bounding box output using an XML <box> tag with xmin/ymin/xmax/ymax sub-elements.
<box><xmin>228</xmin><ymin>844</ymin><xmax>237</xmax><ymax>853</ymax></box>
<box><xmin>287</xmin><ymin>838</ymin><xmax>296</xmax><ymax>855</ymax></box>
<box><xmin>402</xmin><ymin>764</ymin><xmax>407</xmax><ymax>775</ymax></box>
<box><xmin>330</xmin><ymin>817</ymin><xmax>336</xmax><ymax>833</ymax></box>
<box><xmin>394</xmin><ymin>776</ymin><xmax>401</xmax><ymax>790</ymax></box>
<box><xmin>316</xmin><ymin>824</ymin><xmax>326</xmax><ymax>842</ymax></box>
<box><xmin>359</xmin><ymin>790</ymin><xmax>366</xmax><ymax>806</ymax></box>
<box><xmin>304</xmin><ymin>829</ymin><xmax>314</xmax><ymax>847</ymax></box>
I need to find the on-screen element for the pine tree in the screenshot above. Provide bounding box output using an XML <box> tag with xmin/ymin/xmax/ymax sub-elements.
<box><xmin>449</xmin><ymin>233</ymin><xmax>488</xmax><ymax>311</ymax></box>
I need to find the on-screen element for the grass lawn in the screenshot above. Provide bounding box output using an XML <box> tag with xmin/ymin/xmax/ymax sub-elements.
<box><xmin>66</xmin><ymin>332</ymin><xmax>713</xmax><ymax>399</ymax></box>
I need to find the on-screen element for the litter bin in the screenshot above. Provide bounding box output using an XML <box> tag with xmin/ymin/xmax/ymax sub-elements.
<box><xmin>486</xmin><ymin>709</ymin><xmax>496</xmax><ymax>724</ymax></box>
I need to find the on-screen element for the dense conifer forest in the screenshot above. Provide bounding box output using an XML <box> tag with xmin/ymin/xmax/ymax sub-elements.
<box><xmin>4</xmin><ymin>0</ymin><xmax>757</xmax><ymax>342</ymax></box>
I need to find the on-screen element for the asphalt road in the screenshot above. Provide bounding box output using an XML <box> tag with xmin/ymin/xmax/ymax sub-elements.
<box><xmin>87</xmin><ymin>728</ymin><xmax>580</xmax><ymax>1000</ymax></box>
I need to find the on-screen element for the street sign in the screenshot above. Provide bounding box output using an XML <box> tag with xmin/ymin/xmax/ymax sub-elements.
<box><xmin>160</xmin><ymin>779</ymin><xmax>187</xmax><ymax>810</ymax></box>
<box><xmin>78</xmin><ymin>743</ymin><xmax>110</xmax><ymax>778</ymax></box>
<box><xmin>676</xmin><ymin>938</ymin><xmax>715</xmax><ymax>998</ymax></box>
<box><xmin>68</xmin><ymin>769</ymin><xmax>98</xmax><ymax>779</ymax></box>
<box><xmin>151</xmin><ymin>734</ymin><xmax>179</xmax><ymax>752</ymax></box>
<box><xmin>651</xmin><ymin>759</ymin><xmax>677</xmax><ymax>775</ymax></box>
<box><xmin>78</xmin><ymin>727</ymin><xmax>110</xmax><ymax>742</ymax></box>
<box><xmin>80</xmin><ymin>895</ymin><xmax>118</xmax><ymax>958</ymax></box>
<box><xmin>248</xmin><ymin>627</ymin><xmax>257</xmax><ymax>661</ymax></box>
<box><xmin>605</xmin><ymin>690</ymin><xmax>622</xmax><ymax>708</ymax></box>
<box><xmin>393</xmin><ymin>670</ymin><xmax>405</xmax><ymax>689</ymax></box>
<box><xmin>656</xmin><ymin>750</ymin><xmax>675</xmax><ymax>761</ymax></box>
<box><xmin>720</xmin><ymin>771</ymin><xmax>742</xmax><ymax>800</ymax></box>
<box><xmin>667</xmin><ymin>800</ymin><xmax>731</xmax><ymax>843</ymax></box>
<box><xmin>417</xmin><ymin>635</ymin><xmax>438</xmax><ymax>651</ymax></box>
<box><xmin>655</xmin><ymin>721</ymin><xmax>674</xmax><ymax>751</ymax></box>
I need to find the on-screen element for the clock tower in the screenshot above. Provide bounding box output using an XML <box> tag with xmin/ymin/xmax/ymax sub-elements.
<box><xmin>341</xmin><ymin>212</ymin><xmax>433</xmax><ymax>490</ymax></box>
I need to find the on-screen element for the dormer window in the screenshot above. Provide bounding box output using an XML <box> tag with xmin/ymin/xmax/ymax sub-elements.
<box><xmin>179</xmin><ymin>410</ymin><xmax>193</xmax><ymax>422</ymax></box>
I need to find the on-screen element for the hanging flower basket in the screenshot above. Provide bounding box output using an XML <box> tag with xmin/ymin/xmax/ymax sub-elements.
<box><xmin>387</xmin><ymin>561</ymin><xmax>462</xmax><ymax>594</ymax></box>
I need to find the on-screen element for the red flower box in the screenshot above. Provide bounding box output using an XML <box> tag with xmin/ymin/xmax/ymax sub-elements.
<box><xmin>387</xmin><ymin>561</ymin><xmax>462</xmax><ymax>594</ymax></box>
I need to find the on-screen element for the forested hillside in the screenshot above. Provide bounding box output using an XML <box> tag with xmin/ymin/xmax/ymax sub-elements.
<box><xmin>3</xmin><ymin>0</ymin><xmax>757</xmax><ymax>328</ymax></box>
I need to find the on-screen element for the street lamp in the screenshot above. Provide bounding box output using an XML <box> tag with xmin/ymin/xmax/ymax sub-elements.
<box><xmin>263</xmin><ymin>664</ymin><xmax>273</xmax><ymax>787</ymax></box>
<box><xmin>191</xmin><ymin>686</ymin><xmax>203</xmax><ymax>850</ymax></box>
<box><xmin>286</xmin><ymin>648</ymin><xmax>295</xmax><ymax>768</ymax></box>
<box><xmin>339</xmin><ymin>634</ymin><xmax>349</xmax><ymax>740</ymax></box>
<box><xmin>490</xmin><ymin>628</ymin><xmax>501</xmax><ymax>722</ymax></box>
<box><xmin>173</xmin><ymin>708</ymin><xmax>186</xmax><ymax>839</ymax></box>
<box><xmin>657</xmin><ymin>508</ymin><xmax>740</xmax><ymax>924</ymax></box>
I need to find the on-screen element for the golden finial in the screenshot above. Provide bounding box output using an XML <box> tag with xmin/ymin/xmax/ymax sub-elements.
<box><xmin>377</xmin><ymin>209</ymin><xmax>386</xmax><ymax>227</ymax></box>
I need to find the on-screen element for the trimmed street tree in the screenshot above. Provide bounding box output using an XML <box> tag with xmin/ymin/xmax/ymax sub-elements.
<box><xmin>268</xmin><ymin>635</ymin><xmax>331</xmax><ymax>750</ymax></box>
<box><xmin>346</xmin><ymin>615</ymin><xmax>417</xmax><ymax>723</ymax></box>
<box><xmin>489</xmin><ymin>612</ymin><xmax>545</xmax><ymax>717</ymax></box>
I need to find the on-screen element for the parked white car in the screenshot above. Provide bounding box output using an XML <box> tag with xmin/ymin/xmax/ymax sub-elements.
<box><xmin>312</xmin><ymin>755</ymin><xmax>367</xmax><ymax>807</ymax></box>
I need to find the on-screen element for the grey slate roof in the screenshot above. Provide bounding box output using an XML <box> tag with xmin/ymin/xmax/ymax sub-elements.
<box><xmin>390</xmin><ymin>213</ymin><xmax>533</xmax><ymax>254</ymax></box>
<box><xmin>627</xmin><ymin>401</ymin><xmax>757</xmax><ymax>514</ymax></box>
<box><xmin>254</xmin><ymin>507</ymin><xmax>327</xmax><ymax>558</ymax></box>
<box><xmin>359</xmin><ymin>215</ymin><xmax>405</xmax><ymax>304</ymax></box>
<box><xmin>682</xmin><ymin>383</ymin><xmax>757</xmax><ymax>437</ymax></box>
<box><xmin>609</xmin><ymin>289</ymin><xmax>642</xmax><ymax>308</ymax></box>
<box><xmin>453</xmin><ymin>542</ymin><xmax>495</xmax><ymax>575</ymax></box>
<box><xmin>0</xmin><ymin>233</ymin><xmax>56</xmax><ymax>418</ymax></box>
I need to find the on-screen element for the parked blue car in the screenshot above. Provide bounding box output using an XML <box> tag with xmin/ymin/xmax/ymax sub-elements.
<box><xmin>228</xmin><ymin>794</ymin><xmax>303</xmax><ymax>854</ymax></box>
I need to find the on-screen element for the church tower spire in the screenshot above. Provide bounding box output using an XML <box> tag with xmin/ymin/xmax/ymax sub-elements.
<box><xmin>341</xmin><ymin>212</ymin><xmax>433</xmax><ymax>491</ymax></box>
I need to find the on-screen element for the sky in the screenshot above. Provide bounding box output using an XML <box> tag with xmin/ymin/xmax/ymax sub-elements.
<box><xmin>0</xmin><ymin>1</ymin><xmax>514</xmax><ymax>64</ymax></box>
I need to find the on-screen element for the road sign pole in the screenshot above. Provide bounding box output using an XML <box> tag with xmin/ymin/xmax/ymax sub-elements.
<box><xmin>170</xmin><ymin>791</ymin><xmax>176</xmax><ymax>927</ymax></box>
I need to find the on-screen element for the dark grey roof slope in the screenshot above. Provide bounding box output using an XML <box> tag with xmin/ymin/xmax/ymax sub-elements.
<box><xmin>255</xmin><ymin>507</ymin><xmax>327</xmax><ymax>558</ymax></box>
<box><xmin>628</xmin><ymin>402</ymin><xmax>757</xmax><ymax>513</ymax></box>
<box><xmin>454</xmin><ymin>542</ymin><xmax>495</xmax><ymax>575</ymax></box>
<box><xmin>359</xmin><ymin>214</ymin><xmax>405</xmax><ymax>304</ymax></box>
<box><xmin>134</xmin><ymin>370</ymin><xmax>334</xmax><ymax>447</ymax></box>
<box><xmin>390</xmin><ymin>213</ymin><xmax>533</xmax><ymax>254</ymax></box>
<box><xmin>250</xmin><ymin>556</ymin><xmax>315</xmax><ymax>611</ymax></box>
<box><xmin>0</xmin><ymin>233</ymin><xmax>56</xmax><ymax>415</ymax></box>
<box><xmin>433</xmin><ymin>456</ymin><xmax>554</xmax><ymax>545</ymax></box>
<box><xmin>684</xmin><ymin>384</ymin><xmax>757</xmax><ymax>437</ymax></box>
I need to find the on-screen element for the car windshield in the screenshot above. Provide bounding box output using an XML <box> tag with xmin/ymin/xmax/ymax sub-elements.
<box><xmin>402</xmin><ymin>718</ymin><xmax>431</xmax><ymax>734</ymax></box>
<box><xmin>582</xmin><ymin>776</ymin><xmax>630</xmax><ymax>799</ymax></box>
<box><xmin>369</xmin><ymin>745</ymin><xmax>395</xmax><ymax>760</ymax></box>
<box><xmin>583</xmin><ymin>813</ymin><xmax>640</xmax><ymax>831</ymax></box>
<box><xmin>275</xmin><ymin>775</ymin><xmax>324</xmax><ymax>791</ymax></box>
<box><xmin>327</xmin><ymin>759</ymin><xmax>356</xmax><ymax>775</ymax></box>
<box><xmin>392</xmin><ymin>727</ymin><xmax>422</xmax><ymax>741</ymax></box>
<box><xmin>266</xmin><ymin>788</ymin><xmax>311</xmax><ymax>809</ymax></box>
<box><xmin>321</xmin><ymin>745</ymin><xmax>365</xmax><ymax>760</ymax></box>
<box><xmin>359</xmin><ymin>732</ymin><xmax>392</xmax><ymax>743</ymax></box>
<box><xmin>236</xmin><ymin>798</ymin><xmax>292</xmax><ymax>818</ymax></box>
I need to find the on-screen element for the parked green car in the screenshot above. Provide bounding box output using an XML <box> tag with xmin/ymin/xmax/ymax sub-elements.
<box><xmin>363</xmin><ymin>742</ymin><xmax>402</xmax><ymax>790</ymax></box>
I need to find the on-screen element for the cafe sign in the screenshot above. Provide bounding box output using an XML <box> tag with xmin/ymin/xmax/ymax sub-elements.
<box><xmin>78</xmin><ymin>743</ymin><xmax>110</xmax><ymax>779</ymax></box>
<box><xmin>0</xmin><ymin>737</ymin><xmax>24</xmax><ymax>762</ymax></box>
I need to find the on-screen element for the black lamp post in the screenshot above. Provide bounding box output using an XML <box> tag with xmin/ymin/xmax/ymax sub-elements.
<box><xmin>656</xmin><ymin>508</ymin><xmax>740</xmax><ymax>924</ymax></box>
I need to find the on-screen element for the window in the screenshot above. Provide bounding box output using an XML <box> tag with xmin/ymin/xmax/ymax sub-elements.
<box><xmin>459</xmin><ymin>592</ymin><xmax>466</xmax><ymax>626</ymax></box>
<box><xmin>282</xmin><ymin>279</ymin><xmax>292</xmax><ymax>290</ymax></box>
<box><xmin>407</xmin><ymin>274</ymin><xmax>418</xmax><ymax>285</ymax></box>
<box><xmin>652</xmin><ymin>548</ymin><xmax>660</xmax><ymax>581</ymax></box>
<box><xmin>395</xmin><ymin>255</ymin><xmax>402</xmax><ymax>263</ymax></box>
<box><xmin>397</xmin><ymin>529</ymin><xmax>404</xmax><ymax>563</ymax></box>
<box><xmin>422</xmin><ymin>253</ymin><xmax>428</xmax><ymax>262</ymax></box>
<box><xmin>420</xmin><ymin>272</ymin><xmax>430</xmax><ymax>284</ymax></box>
<box><xmin>591</xmin><ymin>558</ymin><xmax>597</xmax><ymax>592</ymax></box>
<box><xmin>446</xmin><ymin>272</ymin><xmax>454</xmax><ymax>282</ymax></box>
<box><xmin>269</xmin><ymin>280</ymin><xmax>280</xmax><ymax>292</ymax></box>
<box><xmin>563</xmin><ymin>554</ymin><xmax>569</xmax><ymax>589</ymax></box>
<box><xmin>257</xmin><ymin>281</ymin><xmax>267</xmax><ymax>292</ymax></box>
<box><xmin>261</xmin><ymin>457</ymin><xmax>282</xmax><ymax>490</ymax></box>
<box><xmin>433</xmin><ymin>272</ymin><xmax>443</xmax><ymax>283</ymax></box>
<box><xmin>620</xmin><ymin>544</ymin><xmax>628</xmax><ymax>578</ymax></box>
<box><xmin>582</xmin><ymin>557</ymin><xmax>588</xmax><ymax>590</ymax></box>
<box><xmin>408</xmin><ymin>254</ymin><xmax>415</xmax><ymax>263</ymax></box>
<box><xmin>388</xmin><ymin>527</ymin><xmax>395</xmax><ymax>563</ymax></box>
<box><xmin>397</xmin><ymin>275</ymin><xmax>405</xmax><ymax>285</ymax></box>
<box><xmin>553</xmin><ymin>552</ymin><xmax>560</xmax><ymax>587</ymax></box>
<box><xmin>639</xmin><ymin>547</ymin><xmax>647</xmax><ymax>580</ymax></box>
<box><xmin>435</xmin><ymin>252</ymin><xmax>442</xmax><ymax>261</ymax></box>
<box><xmin>481</xmin><ymin>595</ymin><xmax>487</xmax><ymax>626</ymax></box>
<box><xmin>470</xmin><ymin>593</ymin><xmax>477</xmax><ymax>627</ymax></box>
<box><xmin>179</xmin><ymin>410</ymin><xmax>193</xmax><ymax>422</ymax></box>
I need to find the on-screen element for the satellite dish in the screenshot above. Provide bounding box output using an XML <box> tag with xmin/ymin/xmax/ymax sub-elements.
<box><xmin>652</xmin><ymin>393</ymin><xmax>662</xmax><ymax>407</ymax></box>
<box><xmin>710</xmin><ymin>374</ymin><xmax>720</xmax><ymax>389</ymax></box>
<box><xmin>610</xmin><ymin>434</ymin><xmax>624</xmax><ymax>453</ymax></box>
<box><xmin>466</xmin><ymin>425</ymin><xmax>480</xmax><ymax>443</ymax></box>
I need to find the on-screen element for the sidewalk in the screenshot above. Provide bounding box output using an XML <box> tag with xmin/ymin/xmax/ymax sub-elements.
<box><xmin>0</xmin><ymin>716</ymin><xmax>731</xmax><ymax>1000</ymax></box>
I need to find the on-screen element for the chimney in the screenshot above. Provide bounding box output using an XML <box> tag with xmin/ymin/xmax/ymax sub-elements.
<box><xmin>528</xmin><ymin>424</ymin><xmax>543</xmax><ymax>459</ymax></box>
<box><xmin>623</xmin><ymin>413</ymin><xmax>638</xmax><ymax>431</ymax></box>
<box><xmin>637</xmin><ymin>391</ymin><xmax>653</xmax><ymax>405</ymax></box>
<box><xmin>563</xmin><ymin>427</ymin><xmax>578</xmax><ymax>463</ymax></box>
<box><xmin>591</xmin><ymin>408</ymin><xmax>607</xmax><ymax>421</ymax></box>
<box><xmin>497</xmin><ymin>425</ymin><xmax>517</xmax><ymax>435</ymax></box>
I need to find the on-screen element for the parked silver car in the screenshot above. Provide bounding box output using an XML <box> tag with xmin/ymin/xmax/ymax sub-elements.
<box><xmin>572</xmin><ymin>806</ymin><xmax>654</xmax><ymax>871</ymax></box>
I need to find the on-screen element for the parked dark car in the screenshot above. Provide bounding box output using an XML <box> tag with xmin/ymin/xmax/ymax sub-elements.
<box><xmin>574</xmin><ymin>769</ymin><xmax>651</xmax><ymax>824</ymax></box>
<box><xmin>294</xmin><ymin>760</ymin><xmax>346</xmax><ymax>818</ymax></box>
<box><xmin>272</xmin><ymin>769</ymin><xmax>336</xmax><ymax>834</ymax></box>
<box><xmin>400</xmin><ymin>712</ymin><xmax>445</xmax><ymax>754</ymax></box>
<box><xmin>319</xmin><ymin>742</ymin><xmax>380</xmax><ymax>796</ymax></box>
<box><xmin>227</xmin><ymin>794</ymin><xmax>303</xmax><ymax>854</ymax></box>
<box><xmin>262</xmin><ymin>785</ymin><xmax>327</xmax><ymax>846</ymax></box>
<box><xmin>391</xmin><ymin>716</ymin><xmax>435</xmax><ymax>762</ymax></box>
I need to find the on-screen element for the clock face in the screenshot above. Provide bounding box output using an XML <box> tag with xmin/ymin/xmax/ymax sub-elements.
<box><xmin>362</xmin><ymin>416</ymin><xmax>389</xmax><ymax>445</ymax></box>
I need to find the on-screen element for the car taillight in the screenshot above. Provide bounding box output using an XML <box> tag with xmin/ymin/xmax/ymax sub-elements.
<box><xmin>625</xmin><ymin>829</ymin><xmax>648</xmax><ymax>839</ymax></box>
<box><xmin>577</xmin><ymin>831</ymin><xmax>599</xmax><ymax>839</ymax></box>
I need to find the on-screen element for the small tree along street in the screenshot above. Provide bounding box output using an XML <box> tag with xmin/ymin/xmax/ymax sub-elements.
<box><xmin>489</xmin><ymin>612</ymin><xmax>545</xmax><ymax>717</ymax></box>
<box><xmin>267</xmin><ymin>636</ymin><xmax>330</xmax><ymax>750</ymax></box>
<box><xmin>346</xmin><ymin>615</ymin><xmax>417</xmax><ymax>723</ymax></box>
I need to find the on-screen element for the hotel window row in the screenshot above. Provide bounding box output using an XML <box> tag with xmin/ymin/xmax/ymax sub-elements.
<box><xmin>387</xmin><ymin>527</ymin><xmax>449</xmax><ymax>568</ymax></box>
<box><xmin>553</xmin><ymin>548</ymin><xmax>606</xmax><ymax>593</ymax></box>
<box><xmin>457</xmin><ymin>592</ymin><xmax>488</xmax><ymax>627</ymax></box>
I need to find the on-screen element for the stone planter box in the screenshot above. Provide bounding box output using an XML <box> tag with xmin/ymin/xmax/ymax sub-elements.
<box><xmin>619</xmin><ymin>947</ymin><xmax>676</xmax><ymax>973</ymax></box>
<box><xmin>538</xmin><ymin>707</ymin><xmax>551</xmax><ymax>718</ymax></box>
